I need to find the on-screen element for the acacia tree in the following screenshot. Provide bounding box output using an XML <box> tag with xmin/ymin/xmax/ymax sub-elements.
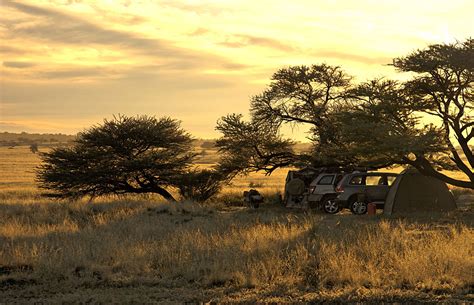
<box><xmin>216</xmin><ymin>114</ymin><xmax>296</xmax><ymax>175</ymax></box>
<box><xmin>251</xmin><ymin>64</ymin><xmax>351</xmax><ymax>147</ymax></box>
<box><xmin>37</xmin><ymin>115</ymin><xmax>195</xmax><ymax>201</ymax></box>
<box><xmin>216</xmin><ymin>64</ymin><xmax>352</xmax><ymax>174</ymax></box>
<box><xmin>329</xmin><ymin>40</ymin><xmax>473</xmax><ymax>189</ymax></box>
<box><xmin>216</xmin><ymin>39</ymin><xmax>473</xmax><ymax>189</ymax></box>
<box><xmin>394</xmin><ymin>39</ymin><xmax>473</xmax><ymax>188</ymax></box>
<box><xmin>326</xmin><ymin>78</ymin><xmax>451</xmax><ymax>170</ymax></box>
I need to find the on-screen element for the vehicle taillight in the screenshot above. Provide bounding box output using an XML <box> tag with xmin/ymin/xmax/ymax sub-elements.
<box><xmin>336</xmin><ymin>185</ymin><xmax>344</xmax><ymax>193</ymax></box>
<box><xmin>309</xmin><ymin>186</ymin><xmax>316</xmax><ymax>194</ymax></box>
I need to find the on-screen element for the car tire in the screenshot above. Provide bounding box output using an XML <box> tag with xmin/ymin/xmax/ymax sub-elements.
<box><xmin>349</xmin><ymin>197</ymin><xmax>368</xmax><ymax>215</ymax></box>
<box><xmin>322</xmin><ymin>196</ymin><xmax>339</xmax><ymax>214</ymax></box>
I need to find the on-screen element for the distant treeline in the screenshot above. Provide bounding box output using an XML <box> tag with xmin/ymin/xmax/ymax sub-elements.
<box><xmin>0</xmin><ymin>132</ymin><xmax>76</xmax><ymax>147</ymax></box>
<box><xmin>0</xmin><ymin>132</ymin><xmax>220</xmax><ymax>148</ymax></box>
<box><xmin>0</xmin><ymin>131</ymin><xmax>312</xmax><ymax>152</ymax></box>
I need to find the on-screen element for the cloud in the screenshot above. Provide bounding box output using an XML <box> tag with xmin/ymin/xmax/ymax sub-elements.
<box><xmin>37</xmin><ymin>67</ymin><xmax>108</xmax><ymax>79</ymax></box>
<box><xmin>2</xmin><ymin>1</ymin><xmax>245</xmax><ymax>73</ymax></box>
<box><xmin>3</xmin><ymin>1</ymin><xmax>162</xmax><ymax>50</ymax></box>
<box><xmin>3</xmin><ymin>61</ymin><xmax>37</xmax><ymax>68</ymax></box>
<box><xmin>187</xmin><ymin>29</ymin><xmax>293</xmax><ymax>53</ymax></box>
<box><xmin>0</xmin><ymin>121</ymin><xmax>32</xmax><ymax>132</ymax></box>
<box><xmin>158</xmin><ymin>1</ymin><xmax>233</xmax><ymax>16</ymax></box>
<box><xmin>189</xmin><ymin>27</ymin><xmax>210</xmax><ymax>36</ymax></box>
<box><xmin>89</xmin><ymin>4</ymin><xmax>147</xmax><ymax>26</ymax></box>
<box><xmin>220</xmin><ymin>34</ymin><xmax>294</xmax><ymax>52</ymax></box>
<box><xmin>239</xmin><ymin>35</ymin><xmax>294</xmax><ymax>52</ymax></box>
<box><xmin>0</xmin><ymin>46</ymin><xmax>27</xmax><ymax>55</ymax></box>
<box><xmin>220</xmin><ymin>62</ymin><xmax>249</xmax><ymax>70</ymax></box>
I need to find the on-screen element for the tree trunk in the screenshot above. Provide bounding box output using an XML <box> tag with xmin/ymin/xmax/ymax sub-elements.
<box><xmin>152</xmin><ymin>186</ymin><xmax>177</xmax><ymax>202</ymax></box>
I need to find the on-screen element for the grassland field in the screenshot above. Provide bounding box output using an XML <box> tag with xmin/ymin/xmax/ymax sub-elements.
<box><xmin>0</xmin><ymin>145</ymin><xmax>473</xmax><ymax>304</ymax></box>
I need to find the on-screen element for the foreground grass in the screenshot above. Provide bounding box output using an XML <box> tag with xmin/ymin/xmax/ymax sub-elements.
<box><xmin>0</xmin><ymin>194</ymin><xmax>473</xmax><ymax>303</ymax></box>
<box><xmin>1</xmin><ymin>146</ymin><xmax>473</xmax><ymax>303</ymax></box>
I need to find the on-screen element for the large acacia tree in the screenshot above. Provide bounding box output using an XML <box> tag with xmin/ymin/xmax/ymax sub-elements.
<box><xmin>395</xmin><ymin>39</ymin><xmax>473</xmax><ymax>188</ymax></box>
<box><xmin>216</xmin><ymin>39</ymin><xmax>473</xmax><ymax>189</ymax></box>
<box><xmin>216</xmin><ymin>64</ymin><xmax>352</xmax><ymax>175</ymax></box>
<box><xmin>37</xmin><ymin>115</ymin><xmax>195</xmax><ymax>201</ymax></box>
<box><xmin>329</xmin><ymin>39</ymin><xmax>473</xmax><ymax>189</ymax></box>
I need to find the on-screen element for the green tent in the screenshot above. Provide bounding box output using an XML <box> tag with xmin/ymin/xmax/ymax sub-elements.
<box><xmin>384</xmin><ymin>169</ymin><xmax>457</xmax><ymax>215</ymax></box>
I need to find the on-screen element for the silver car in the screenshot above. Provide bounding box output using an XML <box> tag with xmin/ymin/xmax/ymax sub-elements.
<box><xmin>334</xmin><ymin>172</ymin><xmax>398</xmax><ymax>214</ymax></box>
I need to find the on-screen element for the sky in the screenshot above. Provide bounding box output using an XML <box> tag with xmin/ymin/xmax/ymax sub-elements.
<box><xmin>1</xmin><ymin>0</ymin><xmax>473</xmax><ymax>138</ymax></box>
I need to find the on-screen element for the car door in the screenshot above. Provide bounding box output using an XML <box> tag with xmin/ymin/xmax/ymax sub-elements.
<box><xmin>365</xmin><ymin>175</ymin><xmax>389</xmax><ymax>202</ymax></box>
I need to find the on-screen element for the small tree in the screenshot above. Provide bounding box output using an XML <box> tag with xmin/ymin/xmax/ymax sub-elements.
<box><xmin>30</xmin><ymin>143</ymin><xmax>39</xmax><ymax>154</ymax></box>
<box><xmin>37</xmin><ymin>115</ymin><xmax>195</xmax><ymax>201</ymax></box>
<box><xmin>176</xmin><ymin>169</ymin><xmax>228</xmax><ymax>202</ymax></box>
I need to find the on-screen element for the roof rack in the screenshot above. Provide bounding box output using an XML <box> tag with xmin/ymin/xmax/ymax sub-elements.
<box><xmin>295</xmin><ymin>166</ymin><xmax>373</xmax><ymax>174</ymax></box>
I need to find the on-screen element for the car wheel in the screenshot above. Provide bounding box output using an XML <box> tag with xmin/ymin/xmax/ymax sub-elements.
<box><xmin>322</xmin><ymin>197</ymin><xmax>339</xmax><ymax>214</ymax></box>
<box><xmin>350</xmin><ymin>198</ymin><xmax>367</xmax><ymax>215</ymax></box>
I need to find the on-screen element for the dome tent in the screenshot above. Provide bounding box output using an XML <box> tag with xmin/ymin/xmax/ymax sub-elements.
<box><xmin>384</xmin><ymin>168</ymin><xmax>457</xmax><ymax>215</ymax></box>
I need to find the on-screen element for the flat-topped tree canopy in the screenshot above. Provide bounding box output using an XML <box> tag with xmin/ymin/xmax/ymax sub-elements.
<box><xmin>216</xmin><ymin>39</ymin><xmax>473</xmax><ymax>190</ymax></box>
<box><xmin>37</xmin><ymin>115</ymin><xmax>195</xmax><ymax>201</ymax></box>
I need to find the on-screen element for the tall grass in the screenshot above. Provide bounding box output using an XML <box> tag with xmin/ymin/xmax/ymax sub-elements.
<box><xmin>1</xmin><ymin>197</ymin><xmax>472</xmax><ymax>297</ymax></box>
<box><xmin>0</xmin><ymin>146</ymin><xmax>473</xmax><ymax>302</ymax></box>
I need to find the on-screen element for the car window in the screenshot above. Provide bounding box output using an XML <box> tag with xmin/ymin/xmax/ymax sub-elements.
<box><xmin>349</xmin><ymin>176</ymin><xmax>364</xmax><ymax>185</ymax></box>
<box><xmin>387</xmin><ymin>176</ymin><xmax>397</xmax><ymax>186</ymax></box>
<box><xmin>318</xmin><ymin>175</ymin><xmax>334</xmax><ymax>185</ymax></box>
<box><xmin>366</xmin><ymin>176</ymin><xmax>382</xmax><ymax>186</ymax></box>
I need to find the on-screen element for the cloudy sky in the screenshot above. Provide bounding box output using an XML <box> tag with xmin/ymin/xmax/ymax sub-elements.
<box><xmin>1</xmin><ymin>0</ymin><xmax>473</xmax><ymax>137</ymax></box>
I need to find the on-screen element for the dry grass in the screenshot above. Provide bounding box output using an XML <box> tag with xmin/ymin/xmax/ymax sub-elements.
<box><xmin>0</xmin><ymin>146</ymin><xmax>473</xmax><ymax>303</ymax></box>
<box><xmin>0</xmin><ymin>197</ymin><xmax>472</xmax><ymax>303</ymax></box>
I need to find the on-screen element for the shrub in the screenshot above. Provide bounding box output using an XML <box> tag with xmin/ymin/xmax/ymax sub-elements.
<box><xmin>176</xmin><ymin>169</ymin><xmax>227</xmax><ymax>203</ymax></box>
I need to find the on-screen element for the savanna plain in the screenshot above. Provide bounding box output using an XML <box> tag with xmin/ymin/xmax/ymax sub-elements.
<box><xmin>0</xmin><ymin>143</ymin><xmax>473</xmax><ymax>304</ymax></box>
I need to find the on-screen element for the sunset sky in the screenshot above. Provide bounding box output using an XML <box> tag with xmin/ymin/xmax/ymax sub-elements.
<box><xmin>1</xmin><ymin>0</ymin><xmax>473</xmax><ymax>138</ymax></box>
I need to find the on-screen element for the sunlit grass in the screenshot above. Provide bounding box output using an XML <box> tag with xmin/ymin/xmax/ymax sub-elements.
<box><xmin>0</xmin><ymin>195</ymin><xmax>472</xmax><ymax>302</ymax></box>
<box><xmin>0</xmin><ymin>146</ymin><xmax>473</xmax><ymax>303</ymax></box>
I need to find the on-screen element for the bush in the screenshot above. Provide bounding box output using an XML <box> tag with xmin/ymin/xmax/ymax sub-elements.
<box><xmin>29</xmin><ymin>143</ymin><xmax>39</xmax><ymax>154</ymax></box>
<box><xmin>176</xmin><ymin>169</ymin><xmax>227</xmax><ymax>203</ymax></box>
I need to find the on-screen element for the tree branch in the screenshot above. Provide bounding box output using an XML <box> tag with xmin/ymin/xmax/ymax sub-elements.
<box><xmin>403</xmin><ymin>157</ymin><xmax>473</xmax><ymax>189</ymax></box>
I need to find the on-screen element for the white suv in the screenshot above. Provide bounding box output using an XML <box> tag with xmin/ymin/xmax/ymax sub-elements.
<box><xmin>284</xmin><ymin>170</ymin><xmax>345</xmax><ymax>212</ymax></box>
<box><xmin>307</xmin><ymin>173</ymin><xmax>345</xmax><ymax>213</ymax></box>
